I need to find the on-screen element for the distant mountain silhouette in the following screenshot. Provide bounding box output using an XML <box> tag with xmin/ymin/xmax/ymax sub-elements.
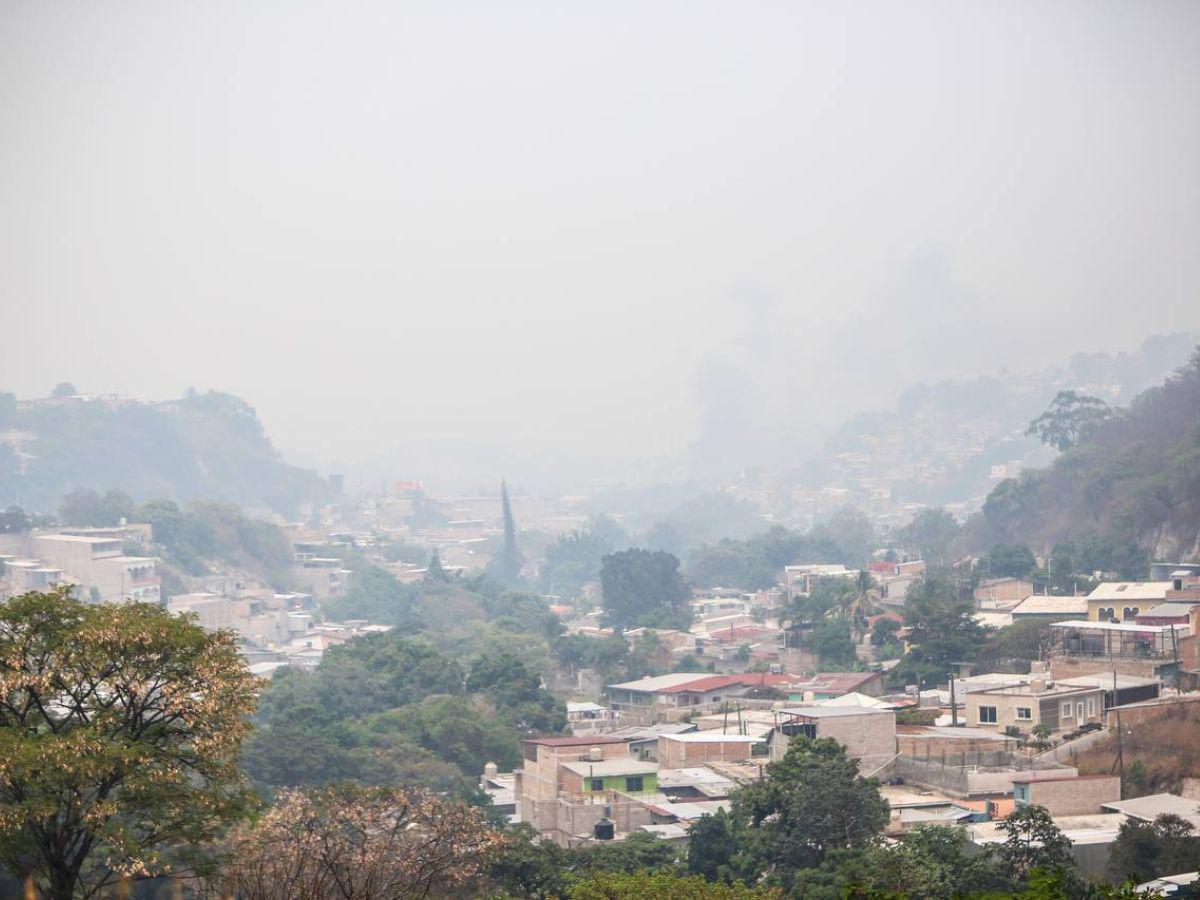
<box><xmin>0</xmin><ymin>388</ymin><xmax>333</xmax><ymax>515</ymax></box>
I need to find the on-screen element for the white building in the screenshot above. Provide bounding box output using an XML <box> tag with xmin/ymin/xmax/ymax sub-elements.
<box><xmin>32</xmin><ymin>533</ymin><xmax>159</xmax><ymax>603</ymax></box>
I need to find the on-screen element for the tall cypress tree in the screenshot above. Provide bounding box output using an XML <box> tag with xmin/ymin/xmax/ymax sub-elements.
<box><xmin>426</xmin><ymin>548</ymin><xmax>448</xmax><ymax>582</ymax></box>
<box><xmin>499</xmin><ymin>478</ymin><xmax>523</xmax><ymax>584</ymax></box>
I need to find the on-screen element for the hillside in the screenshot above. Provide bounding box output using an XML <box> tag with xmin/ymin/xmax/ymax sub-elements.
<box><xmin>0</xmin><ymin>389</ymin><xmax>334</xmax><ymax>516</ymax></box>
<box><xmin>816</xmin><ymin>332</ymin><xmax>1197</xmax><ymax>508</ymax></box>
<box><xmin>965</xmin><ymin>346</ymin><xmax>1200</xmax><ymax>565</ymax></box>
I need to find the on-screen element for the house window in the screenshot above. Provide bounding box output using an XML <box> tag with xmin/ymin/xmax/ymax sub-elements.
<box><xmin>1099</xmin><ymin>607</ymin><xmax>1116</xmax><ymax>622</ymax></box>
<box><xmin>625</xmin><ymin>776</ymin><xmax>644</xmax><ymax>792</ymax></box>
<box><xmin>1062</xmin><ymin>702</ymin><xmax>1073</xmax><ymax>718</ymax></box>
<box><xmin>1016</xmin><ymin>708</ymin><xmax>1032</xmax><ymax>720</ymax></box>
<box><xmin>1123</xmin><ymin>607</ymin><xmax>1139</xmax><ymax>621</ymax></box>
<box><xmin>589</xmin><ymin>778</ymin><xmax>604</xmax><ymax>792</ymax></box>
<box><xmin>979</xmin><ymin>706</ymin><xmax>997</xmax><ymax>724</ymax></box>
<box><xmin>1087</xmin><ymin>698</ymin><xmax>1096</xmax><ymax>717</ymax></box>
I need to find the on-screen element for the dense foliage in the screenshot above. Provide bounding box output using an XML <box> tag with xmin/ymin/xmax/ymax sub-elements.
<box><xmin>0</xmin><ymin>389</ymin><xmax>333</xmax><ymax>515</ymax></box>
<box><xmin>892</xmin><ymin>573</ymin><xmax>985</xmax><ymax>688</ymax></box>
<box><xmin>967</xmin><ymin>347</ymin><xmax>1200</xmax><ymax>566</ymax></box>
<box><xmin>685</xmin><ymin>526</ymin><xmax>843</xmax><ymax>591</ymax></box>
<box><xmin>136</xmin><ymin>498</ymin><xmax>297</xmax><ymax>587</ymax></box>
<box><xmin>1107</xmin><ymin>813</ymin><xmax>1200</xmax><ymax>885</ymax></box>
<box><xmin>243</xmin><ymin>629</ymin><xmax>566</xmax><ymax>796</ymax></box>
<box><xmin>0</xmin><ymin>588</ymin><xmax>259</xmax><ymax>899</ymax></box>
<box><xmin>539</xmin><ymin>516</ymin><xmax>632</xmax><ymax>598</ymax></box>
<box><xmin>599</xmin><ymin>549</ymin><xmax>692</xmax><ymax>631</ymax></box>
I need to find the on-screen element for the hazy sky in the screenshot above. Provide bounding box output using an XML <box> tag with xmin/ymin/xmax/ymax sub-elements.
<box><xmin>2</xmin><ymin>1</ymin><xmax>1198</xmax><ymax>488</ymax></box>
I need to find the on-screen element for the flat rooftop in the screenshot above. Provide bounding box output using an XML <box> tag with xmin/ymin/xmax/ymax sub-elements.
<box><xmin>972</xmin><ymin>682</ymin><xmax>1101</xmax><ymax>698</ymax></box>
<box><xmin>969</xmin><ymin>813</ymin><xmax>1128</xmax><ymax>846</ymax></box>
<box><xmin>659</xmin><ymin>732</ymin><xmax>763</xmax><ymax>744</ymax></box>
<box><xmin>524</xmin><ymin>735</ymin><xmax>629</xmax><ymax>748</ymax></box>
<box><xmin>560</xmin><ymin>759</ymin><xmax>658</xmax><ymax>778</ymax></box>
<box><xmin>1102</xmin><ymin>794</ymin><xmax>1200</xmax><ymax>829</ymax></box>
<box><xmin>778</xmin><ymin>706</ymin><xmax>894</xmax><ymax>719</ymax></box>
<box><xmin>657</xmin><ymin>767</ymin><xmax>736</xmax><ymax>789</ymax></box>
<box><xmin>1087</xmin><ymin>582</ymin><xmax>1172</xmax><ymax>602</ymax></box>
<box><xmin>1051</xmin><ymin>619</ymin><xmax>1187</xmax><ymax>634</ymax></box>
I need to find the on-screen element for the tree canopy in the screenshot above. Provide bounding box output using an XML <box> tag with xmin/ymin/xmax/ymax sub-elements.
<box><xmin>1026</xmin><ymin>390</ymin><xmax>1113</xmax><ymax>452</ymax></box>
<box><xmin>727</xmin><ymin>737</ymin><xmax>889</xmax><ymax>888</ymax></box>
<box><xmin>599</xmin><ymin>549</ymin><xmax>692</xmax><ymax>631</ymax></box>
<box><xmin>894</xmin><ymin>574</ymin><xmax>985</xmax><ymax>688</ymax></box>
<box><xmin>219</xmin><ymin>784</ymin><xmax>503</xmax><ymax>899</ymax></box>
<box><xmin>0</xmin><ymin>588</ymin><xmax>259</xmax><ymax>899</ymax></box>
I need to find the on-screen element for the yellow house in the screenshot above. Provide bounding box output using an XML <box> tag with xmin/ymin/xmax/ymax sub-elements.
<box><xmin>1086</xmin><ymin>582</ymin><xmax>1171</xmax><ymax>623</ymax></box>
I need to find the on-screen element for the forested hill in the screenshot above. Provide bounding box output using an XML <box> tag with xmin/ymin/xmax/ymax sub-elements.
<box><xmin>0</xmin><ymin>388</ymin><xmax>333</xmax><ymax>515</ymax></box>
<box><xmin>966</xmin><ymin>347</ymin><xmax>1200</xmax><ymax>565</ymax></box>
<box><xmin>819</xmin><ymin>332</ymin><xmax>1197</xmax><ymax>506</ymax></box>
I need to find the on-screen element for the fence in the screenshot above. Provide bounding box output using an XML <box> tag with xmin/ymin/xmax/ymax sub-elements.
<box><xmin>893</xmin><ymin>751</ymin><xmax>1074</xmax><ymax>798</ymax></box>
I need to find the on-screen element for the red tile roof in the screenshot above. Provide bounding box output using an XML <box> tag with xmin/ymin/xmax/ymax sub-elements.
<box><xmin>656</xmin><ymin>672</ymin><xmax>803</xmax><ymax>694</ymax></box>
<box><xmin>657</xmin><ymin>674</ymin><xmax>753</xmax><ymax>694</ymax></box>
<box><xmin>706</xmin><ymin>625</ymin><xmax>777</xmax><ymax>643</ymax></box>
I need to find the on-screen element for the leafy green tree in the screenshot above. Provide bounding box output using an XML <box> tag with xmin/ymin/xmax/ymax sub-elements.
<box><xmin>134</xmin><ymin>499</ymin><xmax>294</xmax><ymax>585</ymax></box>
<box><xmin>467</xmin><ymin>652</ymin><xmax>566</xmax><ymax>734</ymax></box>
<box><xmin>1027</xmin><ymin>390</ymin><xmax>1113</xmax><ymax>451</ymax></box>
<box><xmin>322</xmin><ymin>564</ymin><xmax>418</xmax><ymax>626</ymax></box>
<box><xmin>374</xmin><ymin>696</ymin><xmax>524</xmax><ymax>774</ymax></box>
<box><xmin>314</xmin><ymin>632</ymin><xmax>464</xmax><ymax>719</ymax></box>
<box><xmin>685</xmin><ymin>526</ymin><xmax>842</xmax><ymax>592</ymax></box>
<box><xmin>1031</xmin><ymin>723</ymin><xmax>1051</xmax><ymax>750</ymax></box>
<box><xmin>897</xmin><ymin>507</ymin><xmax>961</xmax><ymax>563</ymax></box>
<box><xmin>997</xmin><ymin>805</ymin><xmax>1076</xmax><ymax>882</ymax></box>
<box><xmin>870</xmin><ymin>617</ymin><xmax>901</xmax><ymax>647</ymax></box>
<box><xmin>811</xmin><ymin>618</ymin><xmax>858</xmax><ymax>670</ymax></box>
<box><xmin>687</xmin><ymin>810</ymin><xmax>740</xmax><ymax>882</ymax></box>
<box><xmin>570</xmin><ymin>830</ymin><xmax>678</xmax><ymax>876</ymax></box>
<box><xmin>486</xmin><ymin>823</ymin><xmax>570</xmax><ymax>898</ymax></box>
<box><xmin>50</xmin><ymin>382</ymin><xmax>77</xmax><ymax>398</ymax></box>
<box><xmin>730</xmin><ymin>737</ymin><xmax>889</xmax><ymax>887</ymax></box>
<box><xmin>827</xmin><ymin>506</ymin><xmax>876</xmax><ymax>567</ymax></box>
<box><xmin>791</xmin><ymin>826</ymin><xmax>1009</xmax><ymax>899</ymax></box>
<box><xmin>600</xmin><ymin>549</ymin><xmax>692</xmax><ymax>631</ymax></box>
<box><xmin>973</xmin><ymin>619</ymin><xmax>1053</xmax><ymax>672</ymax></box>
<box><xmin>1108</xmin><ymin>813</ymin><xmax>1200</xmax><ymax>884</ymax></box>
<box><xmin>984</xmin><ymin>543</ymin><xmax>1038</xmax><ymax>579</ymax></box>
<box><xmin>894</xmin><ymin>575</ymin><xmax>985</xmax><ymax>688</ymax></box>
<box><xmin>0</xmin><ymin>588</ymin><xmax>259</xmax><ymax>899</ymax></box>
<box><xmin>0</xmin><ymin>506</ymin><xmax>30</xmax><ymax>533</ymax></box>
<box><xmin>567</xmin><ymin>870</ymin><xmax>779</xmax><ymax>899</ymax></box>
<box><xmin>540</xmin><ymin>517</ymin><xmax>630</xmax><ymax>597</ymax></box>
<box><xmin>58</xmin><ymin>487</ymin><xmax>134</xmax><ymax>526</ymax></box>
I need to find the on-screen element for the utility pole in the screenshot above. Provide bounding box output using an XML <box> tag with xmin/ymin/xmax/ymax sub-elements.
<box><xmin>1111</xmin><ymin>661</ymin><xmax>1125</xmax><ymax>795</ymax></box>
<box><xmin>949</xmin><ymin>672</ymin><xmax>959</xmax><ymax>727</ymax></box>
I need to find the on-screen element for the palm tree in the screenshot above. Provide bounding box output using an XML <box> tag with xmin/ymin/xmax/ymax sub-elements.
<box><xmin>831</xmin><ymin>570</ymin><xmax>880</xmax><ymax>639</ymax></box>
<box><xmin>778</xmin><ymin>594</ymin><xmax>819</xmax><ymax>649</ymax></box>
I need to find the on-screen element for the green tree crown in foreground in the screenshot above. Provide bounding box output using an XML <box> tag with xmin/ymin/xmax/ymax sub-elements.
<box><xmin>0</xmin><ymin>587</ymin><xmax>260</xmax><ymax>899</ymax></box>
